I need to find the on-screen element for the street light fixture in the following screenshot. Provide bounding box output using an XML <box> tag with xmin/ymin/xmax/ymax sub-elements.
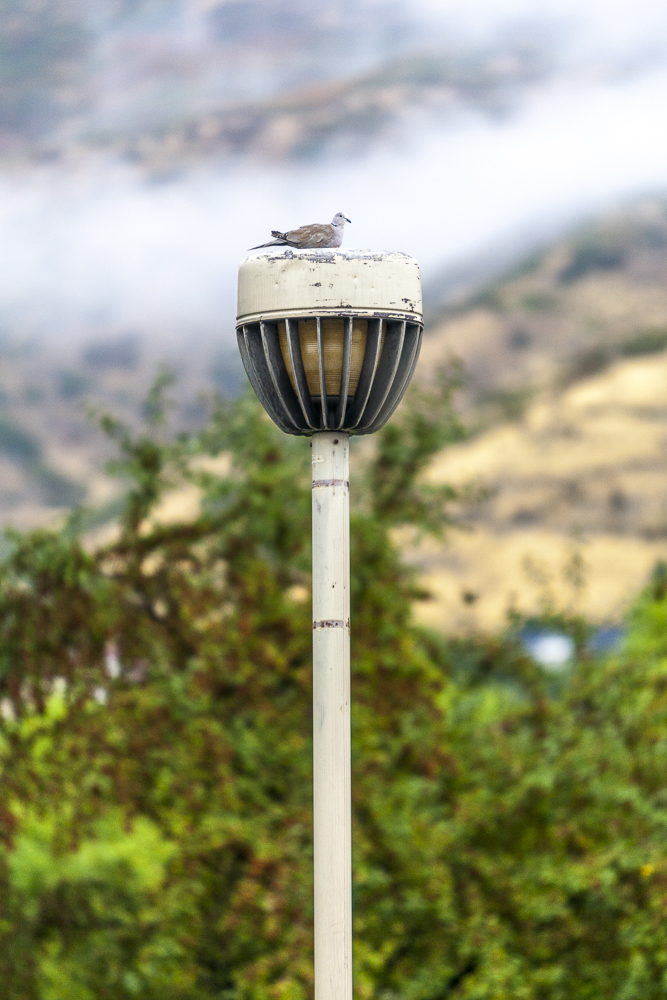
<box><xmin>237</xmin><ymin>247</ymin><xmax>423</xmax><ymax>1000</ymax></box>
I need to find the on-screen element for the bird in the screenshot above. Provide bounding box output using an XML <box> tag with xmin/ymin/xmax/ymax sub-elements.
<box><xmin>249</xmin><ymin>212</ymin><xmax>351</xmax><ymax>250</ymax></box>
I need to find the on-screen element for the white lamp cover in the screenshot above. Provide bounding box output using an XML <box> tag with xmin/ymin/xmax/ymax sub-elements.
<box><xmin>237</xmin><ymin>248</ymin><xmax>422</xmax><ymax>325</ymax></box>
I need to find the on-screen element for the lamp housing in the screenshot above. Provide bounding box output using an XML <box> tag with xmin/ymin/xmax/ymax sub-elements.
<box><xmin>236</xmin><ymin>248</ymin><xmax>422</xmax><ymax>435</ymax></box>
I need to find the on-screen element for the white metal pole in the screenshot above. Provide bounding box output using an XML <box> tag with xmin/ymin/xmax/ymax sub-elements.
<box><xmin>311</xmin><ymin>431</ymin><xmax>352</xmax><ymax>1000</ymax></box>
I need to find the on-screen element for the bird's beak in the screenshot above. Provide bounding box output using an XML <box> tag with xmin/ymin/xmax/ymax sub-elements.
<box><xmin>345</xmin><ymin>217</ymin><xmax>351</xmax><ymax>223</ymax></box>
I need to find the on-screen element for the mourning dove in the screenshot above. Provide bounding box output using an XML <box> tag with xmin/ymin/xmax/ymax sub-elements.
<box><xmin>249</xmin><ymin>212</ymin><xmax>351</xmax><ymax>250</ymax></box>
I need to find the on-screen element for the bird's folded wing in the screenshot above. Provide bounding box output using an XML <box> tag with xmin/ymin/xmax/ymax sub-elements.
<box><xmin>286</xmin><ymin>224</ymin><xmax>334</xmax><ymax>247</ymax></box>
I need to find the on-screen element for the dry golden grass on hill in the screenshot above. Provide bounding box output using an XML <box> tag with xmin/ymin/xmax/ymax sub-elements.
<box><xmin>413</xmin><ymin>351</ymin><xmax>667</xmax><ymax>632</ymax></box>
<box><xmin>410</xmin><ymin>201</ymin><xmax>667</xmax><ymax>631</ymax></box>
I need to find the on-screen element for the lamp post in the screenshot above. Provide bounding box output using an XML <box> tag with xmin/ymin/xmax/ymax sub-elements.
<box><xmin>237</xmin><ymin>247</ymin><xmax>423</xmax><ymax>1000</ymax></box>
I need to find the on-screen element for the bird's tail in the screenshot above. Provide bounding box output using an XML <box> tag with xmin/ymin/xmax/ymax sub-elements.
<box><xmin>248</xmin><ymin>232</ymin><xmax>301</xmax><ymax>250</ymax></box>
<box><xmin>248</xmin><ymin>238</ymin><xmax>287</xmax><ymax>250</ymax></box>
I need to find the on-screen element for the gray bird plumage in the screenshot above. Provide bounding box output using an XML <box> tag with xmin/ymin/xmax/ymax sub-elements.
<box><xmin>249</xmin><ymin>212</ymin><xmax>351</xmax><ymax>250</ymax></box>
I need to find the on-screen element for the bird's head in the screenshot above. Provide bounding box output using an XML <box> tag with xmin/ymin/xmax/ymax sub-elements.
<box><xmin>332</xmin><ymin>212</ymin><xmax>351</xmax><ymax>226</ymax></box>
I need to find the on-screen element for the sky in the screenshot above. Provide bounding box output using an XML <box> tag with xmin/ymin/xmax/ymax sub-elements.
<box><xmin>414</xmin><ymin>0</ymin><xmax>667</xmax><ymax>56</ymax></box>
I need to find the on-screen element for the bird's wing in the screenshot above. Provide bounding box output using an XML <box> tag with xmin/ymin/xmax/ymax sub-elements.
<box><xmin>286</xmin><ymin>224</ymin><xmax>335</xmax><ymax>248</ymax></box>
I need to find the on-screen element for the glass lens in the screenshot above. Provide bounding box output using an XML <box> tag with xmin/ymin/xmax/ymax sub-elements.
<box><xmin>278</xmin><ymin>318</ymin><xmax>369</xmax><ymax>396</ymax></box>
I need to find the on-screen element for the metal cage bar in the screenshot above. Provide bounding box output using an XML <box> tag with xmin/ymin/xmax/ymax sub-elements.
<box><xmin>365</xmin><ymin>324</ymin><xmax>422</xmax><ymax>434</ymax></box>
<box><xmin>260</xmin><ymin>321</ymin><xmax>309</xmax><ymax>430</ymax></box>
<box><xmin>347</xmin><ymin>318</ymin><xmax>384</xmax><ymax>429</ymax></box>
<box><xmin>358</xmin><ymin>320</ymin><xmax>406</xmax><ymax>428</ymax></box>
<box><xmin>315</xmin><ymin>317</ymin><xmax>328</xmax><ymax>430</ymax></box>
<box><xmin>333</xmin><ymin>317</ymin><xmax>354</xmax><ymax>430</ymax></box>
<box><xmin>286</xmin><ymin>318</ymin><xmax>318</xmax><ymax>430</ymax></box>
<box><xmin>236</xmin><ymin>315</ymin><xmax>422</xmax><ymax>436</ymax></box>
<box><xmin>238</xmin><ymin>325</ymin><xmax>296</xmax><ymax>434</ymax></box>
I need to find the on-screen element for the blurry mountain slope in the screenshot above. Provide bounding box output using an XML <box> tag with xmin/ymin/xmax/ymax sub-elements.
<box><xmin>416</xmin><ymin>350</ymin><xmax>667</xmax><ymax>635</ymax></box>
<box><xmin>413</xmin><ymin>199</ymin><xmax>667</xmax><ymax>631</ymax></box>
<box><xmin>0</xmin><ymin>0</ymin><xmax>91</xmax><ymax>143</ymax></box>
<box><xmin>82</xmin><ymin>42</ymin><xmax>548</xmax><ymax>168</ymax></box>
<box><xmin>0</xmin><ymin>0</ymin><xmax>553</xmax><ymax>166</ymax></box>
<box><xmin>0</xmin><ymin>331</ymin><xmax>243</xmax><ymax>534</ymax></box>
<box><xmin>420</xmin><ymin>199</ymin><xmax>667</xmax><ymax>420</ymax></box>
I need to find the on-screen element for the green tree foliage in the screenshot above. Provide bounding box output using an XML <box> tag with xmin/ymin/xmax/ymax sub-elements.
<box><xmin>0</xmin><ymin>374</ymin><xmax>666</xmax><ymax>997</ymax></box>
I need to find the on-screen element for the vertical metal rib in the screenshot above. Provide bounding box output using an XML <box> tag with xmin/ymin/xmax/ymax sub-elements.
<box><xmin>316</xmin><ymin>316</ymin><xmax>328</xmax><ymax>430</ymax></box>
<box><xmin>366</xmin><ymin>324</ymin><xmax>423</xmax><ymax>432</ymax></box>
<box><xmin>402</xmin><ymin>324</ymin><xmax>423</xmax><ymax>392</ymax></box>
<box><xmin>358</xmin><ymin>320</ymin><xmax>406</xmax><ymax>427</ymax></box>
<box><xmin>238</xmin><ymin>325</ymin><xmax>297</xmax><ymax>434</ymax></box>
<box><xmin>347</xmin><ymin>318</ymin><xmax>383</xmax><ymax>428</ymax></box>
<box><xmin>333</xmin><ymin>316</ymin><xmax>353</xmax><ymax>429</ymax></box>
<box><xmin>286</xmin><ymin>317</ymin><xmax>317</xmax><ymax>429</ymax></box>
<box><xmin>259</xmin><ymin>321</ymin><xmax>308</xmax><ymax>430</ymax></box>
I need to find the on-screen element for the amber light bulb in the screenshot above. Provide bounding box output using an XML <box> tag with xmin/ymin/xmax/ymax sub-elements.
<box><xmin>278</xmin><ymin>318</ymin><xmax>376</xmax><ymax>397</ymax></box>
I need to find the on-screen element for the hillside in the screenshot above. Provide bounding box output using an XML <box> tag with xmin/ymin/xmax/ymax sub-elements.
<box><xmin>413</xmin><ymin>204</ymin><xmax>667</xmax><ymax>630</ymax></box>
<box><xmin>0</xmin><ymin>334</ymin><xmax>244</xmax><ymax>536</ymax></box>
<box><xmin>413</xmin><ymin>351</ymin><xmax>667</xmax><ymax>633</ymax></box>
<box><xmin>0</xmin><ymin>0</ymin><xmax>550</xmax><ymax>170</ymax></box>
<box><xmin>421</xmin><ymin>199</ymin><xmax>667</xmax><ymax>420</ymax></box>
<box><xmin>77</xmin><ymin>45</ymin><xmax>548</xmax><ymax>171</ymax></box>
